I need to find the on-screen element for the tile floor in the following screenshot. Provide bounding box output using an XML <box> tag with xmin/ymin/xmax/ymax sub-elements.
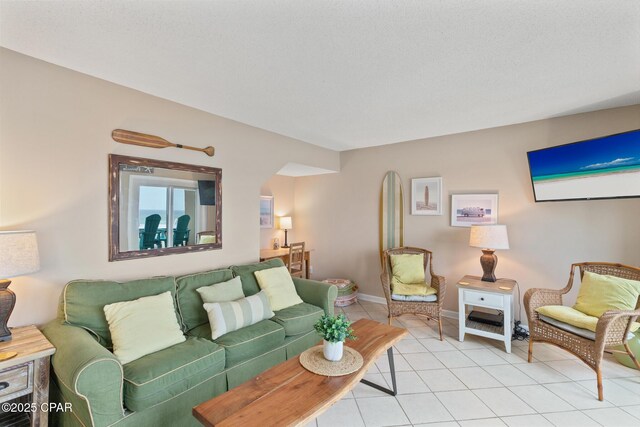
<box><xmin>304</xmin><ymin>301</ymin><xmax>640</xmax><ymax>427</ymax></box>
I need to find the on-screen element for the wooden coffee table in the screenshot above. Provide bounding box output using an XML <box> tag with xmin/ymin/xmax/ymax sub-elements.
<box><xmin>193</xmin><ymin>318</ymin><xmax>407</xmax><ymax>427</ymax></box>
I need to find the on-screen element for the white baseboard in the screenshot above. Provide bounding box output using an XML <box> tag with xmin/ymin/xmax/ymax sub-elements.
<box><xmin>357</xmin><ymin>293</ymin><xmax>387</xmax><ymax>305</ymax></box>
<box><xmin>357</xmin><ymin>293</ymin><xmax>529</xmax><ymax>330</ymax></box>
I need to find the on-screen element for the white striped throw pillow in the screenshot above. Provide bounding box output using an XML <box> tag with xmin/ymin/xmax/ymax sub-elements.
<box><xmin>203</xmin><ymin>290</ymin><xmax>274</xmax><ymax>340</ymax></box>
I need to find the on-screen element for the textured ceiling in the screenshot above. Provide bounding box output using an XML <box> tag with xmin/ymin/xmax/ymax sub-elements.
<box><xmin>1</xmin><ymin>1</ymin><xmax>639</xmax><ymax>151</ymax></box>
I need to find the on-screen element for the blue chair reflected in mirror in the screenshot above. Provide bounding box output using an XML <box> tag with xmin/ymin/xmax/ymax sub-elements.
<box><xmin>139</xmin><ymin>214</ymin><xmax>161</xmax><ymax>250</ymax></box>
<box><xmin>173</xmin><ymin>215</ymin><xmax>191</xmax><ymax>247</ymax></box>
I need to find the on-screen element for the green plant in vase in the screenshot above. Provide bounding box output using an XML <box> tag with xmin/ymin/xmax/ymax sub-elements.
<box><xmin>314</xmin><ymin>314</ymin><xmax>356</xmax><ymax>361</ymax></box>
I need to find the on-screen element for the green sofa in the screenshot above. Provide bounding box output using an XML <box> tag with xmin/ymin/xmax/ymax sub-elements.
<box><xmin>41</xmin><ymin>259</ymin><xmax>337</xmax><ymax>427</ymax></box>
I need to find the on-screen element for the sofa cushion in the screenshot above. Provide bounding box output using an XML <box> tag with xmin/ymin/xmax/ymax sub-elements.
<box><xmin>62</xmin><ymin>276</ymin><xmax>177</xmax><ymax>347</ymax></box>
<box><xmin>230</xmin><ymin>258</ymin><xmax>285</xmax><ymax>296</ymax></box>
<box><xmin>271</xmin><ymin>303</ymin><xmax>324</xmax><ymax>336</ymax></box>
<box><xmin>175</xmin><ymin>268</ymin><xmax>234</xmax><ymax>332</ymax></box>
<box><xmin>185</xmin><ymin>322</ymin><xmax>213</xmax><ymax>340</ymax></box>
<box><xmin>214</xmin><ymin>320</ymin><xmax>285</xmax><ymax>367</ymax></box>
<box><xmin>123</xmin><ymin>337</ymin><xmax>225</xmax><ymax>412</ymax></box>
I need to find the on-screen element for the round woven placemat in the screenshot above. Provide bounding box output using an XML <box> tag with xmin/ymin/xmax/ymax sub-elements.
<box><xmin>299</xmin><ymin>345</ymin><xmax>364</xmax><ymax>376</ymax></box>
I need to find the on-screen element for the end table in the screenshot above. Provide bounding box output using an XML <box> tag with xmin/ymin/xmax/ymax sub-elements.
<box><xmin>457</xmin><ymin>275</ymin><xmax>516</xmax><ymax>353</ymax></box>
<box><xmin>0</xmin><ymin>325</ymin><xmax>56</xmax><ymax>426</ymax></box>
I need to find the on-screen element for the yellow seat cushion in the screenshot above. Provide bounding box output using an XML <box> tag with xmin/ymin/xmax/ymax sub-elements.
<box><xmin>536</xmin><ymin>305</ymin><xmax>599</xmax><ymax>332</ymax></box>
<box><xmin>392</xmin><ymin>283</ymin><xmax>437</xmax><ymax>296</ymax></box>
<box><xmin>390</xmin><ymin>254</ymin><xmax>426</xmax><ymax>294</ymax></box>
<box><xmin>573</xmin><ymin>271</ymin><xmax>640</xmax><ymax>318</ymax></box>
<box><xmin>536</xmin><ymin>305</ymin><xmax>640</xmax><ymax>333</ymax></box>
<box><xmin>254</xmin><ymin>266</ymin><xmax>304</xmax><ymax>311</ymax></box>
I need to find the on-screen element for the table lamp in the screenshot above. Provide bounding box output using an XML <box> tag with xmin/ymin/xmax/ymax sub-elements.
<box><xmin>469</xmin><ymin>225</ymin><xmax>509</xmax><ymax>282</ymax></box>
<box><xmin>0</xmin><ymin>231</ymin><xmax>40</xmax><ymax>344</ymax></box>
<box><xmin>280</xmin><ymin>216</ymin><xmax>292</xmax><ymax>248</ymax></box>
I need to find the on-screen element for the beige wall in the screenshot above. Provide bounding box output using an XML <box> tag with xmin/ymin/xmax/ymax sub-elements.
<box><xmin>294</xmin><ymin>105</ymin><xmax>640</xmax><ymax>323</ymax></box>
<box><xmin>0</xmin><ymin>48</ymin><xmax>339</xmax><ymax>326</ymax></box>
<box><xmin>260</xmin><ymin>175</ymin><xmax>296</xmax><ymax>249</ymax></box>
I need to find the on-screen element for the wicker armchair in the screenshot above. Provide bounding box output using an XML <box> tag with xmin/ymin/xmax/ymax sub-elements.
<box><xmin>525</xmin><ymin>262</ymin><xmax>640</xmax><ymax>401</ymax></box>
<box><xmin>380</xmin><ymin>247</ymin><xmax>446</xmax><ymax>340</ymax></box>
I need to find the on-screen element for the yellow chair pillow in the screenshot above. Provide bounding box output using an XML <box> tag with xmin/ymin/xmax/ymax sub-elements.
<box><xmin>573</xmin><ymin>271</ymin><xmax>640</xmax><ymax>318</ymax></box>
<box><xmin>537</xmin><ymin>305</ymin><xmax>640</xmax><ymax>333</ymax></box>
<box><xmin>390</xmin><ymin>254</ymin><xmax>425</xmax><ymax>292</ymax></box>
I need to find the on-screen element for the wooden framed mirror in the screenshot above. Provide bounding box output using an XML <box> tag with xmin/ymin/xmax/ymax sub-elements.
<box><xmin>109</xmin><ymin>154</ymin><xmax>222</xmax><ymax>261</ymax></box>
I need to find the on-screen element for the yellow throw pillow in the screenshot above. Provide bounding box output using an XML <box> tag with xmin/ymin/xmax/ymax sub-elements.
<box><xmin>104</xmin><ymin>291</ymin><xmax>185</xmax><ymax>365</ymax></box>
<box><xmin>254</xmin><ymin>266</ymin><xmax>304</xmax><ymax>311</ymax></box>
<box><xmin>573</xmin><ymin>271</ymin><xmax>640</xmax><ymax>318</ymax></box>
<box><xmin>199</xmin><ymin>235</ymin><xmax>216</xmax><ymax>244</ymax></box>
<box><xmin>390</xmin><ymin>254</ymin><xmax>425</xmax><ymax>292</ymax></box>
<box><xmin>392</xmin><ymin>283</ymin><xmax>437</xmax><ymax>296</ymax></box>
<box><xmin>537</xmin><ymin>305</ymin><xmax>640</xmax><ymax>333</ymax></box>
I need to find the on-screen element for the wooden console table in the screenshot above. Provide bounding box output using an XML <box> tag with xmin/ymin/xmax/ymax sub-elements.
<box><xmin>0</xmin><ymin>326</ymin><xmax>56</xmax><ymax>427</ymax></box>
<box><xmin>260</xmin><ymin>248</ymin><xmax>312</xmax><ymax>279</ymax></box>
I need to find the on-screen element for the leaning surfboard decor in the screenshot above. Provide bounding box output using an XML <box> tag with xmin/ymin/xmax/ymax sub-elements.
<box><xmin>379</xmin><ymin>171</ymin><xmax>404</xmax><ymax>264</ymax></box>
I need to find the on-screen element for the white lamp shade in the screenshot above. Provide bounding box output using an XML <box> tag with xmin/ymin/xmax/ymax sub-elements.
<box><xmin>469</xmin><ymin>225</ymin><xmax>509</xmax><ymax>250</ymax></box>
<box><xmin>279</xmin><ymin>216</ymin><xmax>292</xmax><ymax>230</ymax></box>
<box><xmin>0</xmin><ymin>231</ymin><xmax>40</xmax><ymax>278</ymax></box>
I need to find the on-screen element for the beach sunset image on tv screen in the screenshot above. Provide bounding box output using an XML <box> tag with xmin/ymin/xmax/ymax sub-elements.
<box><xmin>527</xmin><ymin>129</ymin><xmax>640</xmax><ymax>202</ymax></box>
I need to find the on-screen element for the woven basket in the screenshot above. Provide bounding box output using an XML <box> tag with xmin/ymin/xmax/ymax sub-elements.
<box><xmin>335</xmin><ymin>293</ymin><xmax>358</xmax><ymax>307</ymax></box>
<box><xmin>323</xmin><ymin>278</ymin><xmax>358</xmax><ymax>307</ymax></box>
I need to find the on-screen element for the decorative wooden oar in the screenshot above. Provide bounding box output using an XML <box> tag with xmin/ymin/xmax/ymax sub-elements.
<box><xmin>112</xmin><ymin>129</ymin><xmax>215</xmax><ymax>157</ymax></box>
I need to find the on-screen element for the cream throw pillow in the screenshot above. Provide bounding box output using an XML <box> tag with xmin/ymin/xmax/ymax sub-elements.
<box><xmin>104</xmin><ymin>291</ymin><xmax>185</xmax><ymax>364</ymax></box>
<box><xmin>196</xmin><ymin>276</ymin><xmax>245</xmax><ymax>303</ymax></box>
<box><xmin>254</xmin><ymin>266</ymin><xmax>303</xmax><ymax>311</ymax></box>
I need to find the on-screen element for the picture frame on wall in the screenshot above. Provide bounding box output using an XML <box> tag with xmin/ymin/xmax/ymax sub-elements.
<box><xmin>411</xmin><ymin>177</ymin><xmax>443</xmax><ymax>215</ymax></box>
<box><xmin>451</xmin><ymin>193</ymin><xmax>498</xmax><ymax>227</ymax></box>
<box><xmin>260</xmin><ymin>196</ymin><xmax>274</xmax><ymax>228</ymax></box>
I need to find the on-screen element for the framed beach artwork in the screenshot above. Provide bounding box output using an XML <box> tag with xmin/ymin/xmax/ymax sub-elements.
<box><xmin>451</xmin><ymin>194</ymin><xmax>498</xmax><ymax>227</ymax></box>
<box><xmin>411</xmin><ymin>177</ymin><xmax>443</xmax><ymax>215</ymax></box>
<box><xmin>527</xmin><ymin>129</ymin><xmax>640</xmax><ymax>202</ymax></box>
<box><xmin>260</xmin><ymin>196</ymin><xmax>274</xmax><ymax>228</ymax></box>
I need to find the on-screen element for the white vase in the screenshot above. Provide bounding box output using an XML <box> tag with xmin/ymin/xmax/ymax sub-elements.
<box><xmin>323</xmin><ymin>340</ymin><xmax>344</xmax><ymax>361</ymax></box>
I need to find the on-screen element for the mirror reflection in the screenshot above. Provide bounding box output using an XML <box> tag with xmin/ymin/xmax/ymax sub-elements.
<box><xmin>109</xmin><ymin>155</ymin><xmax>222</xmax><ymax>261</ymax></box>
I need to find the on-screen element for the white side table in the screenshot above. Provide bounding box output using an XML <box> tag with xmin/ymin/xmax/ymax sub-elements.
<box><xmin>457</xmin><ymin>275</ymin><xmax>516</xmax><ymax>353</ymax></box>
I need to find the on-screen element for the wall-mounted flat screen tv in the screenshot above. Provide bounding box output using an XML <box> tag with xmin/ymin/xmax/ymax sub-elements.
<box><xmin>527</xmin><ymin>129</ymin><xmax>640</xmax><ymax>202</ymax></box>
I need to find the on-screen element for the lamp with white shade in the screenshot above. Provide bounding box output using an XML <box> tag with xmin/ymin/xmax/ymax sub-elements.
<box><xmin>0</xmin><ymin>231</ymin><xmax>40</xmax><ymax>343</ymax></box>
<box><xmin>279</xmin><ymin>216</ymin><xmax>292</xmax><ymax>248</ymax></box>
<box><xmin>469</xmin><ymin>225</ymin><xmax>509</xmax><ymax>282</ymax></box>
